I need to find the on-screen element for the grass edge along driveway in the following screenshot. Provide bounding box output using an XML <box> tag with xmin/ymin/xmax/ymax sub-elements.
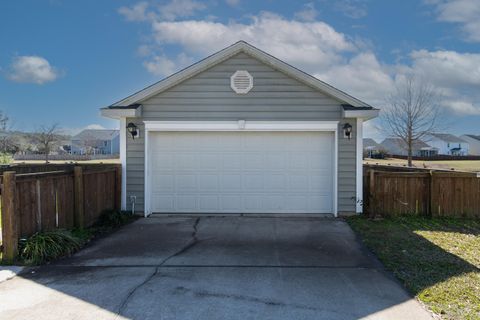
<box><xmin>347</xmin><ymin>216</ymin><xmax>480</xmax><ymax>320</ymax></box>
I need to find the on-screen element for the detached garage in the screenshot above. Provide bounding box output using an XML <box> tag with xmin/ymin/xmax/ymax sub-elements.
<box><xmin>101</xmin><ymin>41</ymin><xmax>378</xmax><ymax>217</ymax></box>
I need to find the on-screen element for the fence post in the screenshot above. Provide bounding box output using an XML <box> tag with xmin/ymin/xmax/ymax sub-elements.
<box><xmin>368</xmin><ymin>169</ymin><xmax>375</xmax><ymax>217</ymax></box>
<box><xmin>115</xmin><ymin>165</ymin><xmax>121</xmax><ymax>212</ymax></box>
<box><xmin>74</xmin><ymin>166</ymin><xmax>85</xmax><ymax>229</ymax></box>
<box><xmin>1</xmin><ymin>171</ymin><xmax>18</xmax><ymax>263</ymax></box>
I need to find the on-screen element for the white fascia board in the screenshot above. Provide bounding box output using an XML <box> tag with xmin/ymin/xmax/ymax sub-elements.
<box><xmin>119</xmin><ymin>118</ymin><xmax>127</xmax><ymax>211</ymax></box>
<box><xmin>143</xmin><ymin>121</ymin><xmax>339</xmax><ymax>132</ymax></box>
<box><xmin>343</xmin><ymin>109</ymin><xmax>379</xmax><ymax>120</ymax></box>
<box><xmin>101</xmin><ymin>107</ymin><xmax>142</xmax><ymax>119</ymax></box>
<box><xmin>356</xmin><ymin>118</ymin><xmax>363</xmax><ymax>214</ymax></box>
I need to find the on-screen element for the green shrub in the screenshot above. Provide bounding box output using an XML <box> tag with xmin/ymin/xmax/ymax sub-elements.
<box><xmin>0</xmin><ymin>153</ymin><xmax>13</xmax><ymax>164</ymax></box>
<box><xmin>96</xmin><ymin>210</ymin><xmax>134</xmax><ymax>229</ymax></box>
<box><xmin>19</xmin><ymin>230</ymin><xmax>83</xmax><ymax>265</ymax></box>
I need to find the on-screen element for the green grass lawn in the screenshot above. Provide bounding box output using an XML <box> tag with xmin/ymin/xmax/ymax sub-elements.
<box><xmin>347</xmin><ymin>216</ymin><xmax>480</xmax><ymax>320</ymax></box>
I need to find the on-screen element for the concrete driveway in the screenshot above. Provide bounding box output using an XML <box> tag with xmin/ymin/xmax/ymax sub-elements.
<box><xmin>0</xmin><ymin>216</ymin><xmax>432</xmax><ymax>320</ymax></box>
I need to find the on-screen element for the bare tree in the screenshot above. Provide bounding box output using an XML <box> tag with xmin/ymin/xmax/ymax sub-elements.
<box><xmin>0</xmin><ymin>111</ymin><xmax>16</xmax><ymax>153</ymax></box>
<box><xmin>382</xmin><ymin>76</ymin><xmax>442</xmax><ymax>167</ymax></box>
<box><xmin>80</xmin><ymin>133</ymin><xmax>103</xmax><ymax>155</ymax></box>
<box><xmin>32</xmin><ymin>124</ymin><xmax>61</xmax><ymax>163</ymax></box>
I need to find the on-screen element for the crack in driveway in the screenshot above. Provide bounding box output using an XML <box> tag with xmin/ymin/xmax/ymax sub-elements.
<box><xmin>171</xmin><ymin>285</ymin><xmax>356</xmax><ymax>317</ymax></box>
<box><xmin>115</xmin><ymin>217</ymin><xmax>201</xmax><ymax>318</ymax></box>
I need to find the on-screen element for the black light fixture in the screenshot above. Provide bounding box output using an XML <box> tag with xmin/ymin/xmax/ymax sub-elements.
<box><xmin>127</xmin><ymin>122</ymin><xmax>138</xmax><ymax>139</ymax></box>
<box><xmin>343</xmin><ymin>123</ymin><xmax>353</xmax><ymax>140</ymax></box>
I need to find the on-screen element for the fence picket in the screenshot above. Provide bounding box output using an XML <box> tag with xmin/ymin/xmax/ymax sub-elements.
<box><xmin>1</xmin><ymin>164</ymin><xmax>121</xmax><ymax>262</ymax></box>
<box><xmin>365</xmin><ymin>165</ymin><xmax>480</xmax><ymax>218</ymax></box>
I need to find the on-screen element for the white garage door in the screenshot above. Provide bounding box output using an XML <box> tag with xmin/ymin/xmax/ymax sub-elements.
<box><xmin>149</xmin><ymin>131</ymin><xmax>334</xmax><ymax>213</ymax></box>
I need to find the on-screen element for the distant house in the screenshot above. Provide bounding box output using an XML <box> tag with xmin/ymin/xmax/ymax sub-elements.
<box><xmin>426</xmin><ymin>133</ymin><xmax>469</xmax><ymax>156</ymax></box>
<box><xmin>460</xmin><ymin>135</ymin><xmax>480</xmax><ymax>155</ymax></box>
<box><xmin>70</xmin><ymin>129</ymin><xmax>119</xmax><ymax>155</ymax></box>
<box><xmin>363</xmin><ymin>138</ymin><xmax>382</xmax><ymax>158</ymax></box>
<box><xmin>380</xmin><ymin>137</ymin><xmax>438</xmax><ymax>157</ymax></box>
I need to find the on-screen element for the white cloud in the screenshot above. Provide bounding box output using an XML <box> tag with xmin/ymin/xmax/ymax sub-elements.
<box><xmin>334</xmin><ymin>0</ymin><xmax>369</xmax><ymax>19</ymax></box>
<box><xmin>319</xmin><ymin>52</ymin><xmax>394</xmax><ymax>105</ymax></box>
<box><xmin>410</xmin><ymin>50</ymin><xmax>480</xmax><ymax>87</ymax></box>
<box><xmin>7</xmin><ymin>56</ymin><xmax>60</xmax><ymax>84</ymax></box>
<box><xmin>363</xmin><ymin>119</ymin><xmax>383</xmax><ymax>141</ymax></box>
<box><xmin>294</xmin><ymin>2</ymin><xmax>318</xmax><ymax>22</ymax></box>
<box><xmin>120</xmin><ymin>4</ymin><xmax>480</xmax><ymax>120</ymax></box>
<box><xmin>151</xmin><ymin>12</ymin><xmax>355</xmax><ymax>71</ymax></box>
<box><xmin>159</xmin><ymin>0</ymin><xmax>207</xmax><ymax>21</ymax></box>
<box><xmin>447</xmin><ymin>100</ymin><xmax>480</xmax><ymax>115</ymax></box>
<box><xmin>118</xmin><ymin>1</ymin><xmax>150</xmax><ymax>22</ymax></box>
<box><xmin>143</xmin><ymin>52</ymin><xmax>193</xmax><ymax>77</ymax></box>
<box><xmin>428</xmin><ymin>0</ymin><xmax>480</xmax><ymax>42</ymax></box>
<box><xmin>60</xmin><ymin>124</ymin><xmax>108</xmax><ymax>136</ymax></box>
<box><xmin>85</xmin><ymin>124</ymin><xmax>106</xmax><ymax>130</ymax></box>
<box><xmin>120</xmin><ymin>0</ymin><xmax>207</xmax><ymax>22</ymax></box>
<box><xmin>407</xmin><ymin>49</ymin><xmax>480</xmax><ymax>115</ymax></box>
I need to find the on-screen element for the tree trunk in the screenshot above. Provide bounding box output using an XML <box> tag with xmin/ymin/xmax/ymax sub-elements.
<box><xmin>45</xmin><ymin>145</ymin><xmax>49</xmax><ymax>163</ymax></box>
<box><xmin>407</xmin><ymin>137</ymin><xmax>413</xmax><ymax>167</ymax></box>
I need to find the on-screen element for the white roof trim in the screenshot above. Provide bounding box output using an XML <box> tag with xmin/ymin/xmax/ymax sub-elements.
<box><xmin>342</xmin><ymin>109</ymin><xmax>379</xmax><ymax>120</ymax></box>
<box><xmin>112</xmin><ymin>41</ymin><xmax>373</xmax><ymax>108</ymax></box>
<box><xmin>101</xmin><ymin>106</ymin><xmax>142</xmax><ymax>119</ymax></box>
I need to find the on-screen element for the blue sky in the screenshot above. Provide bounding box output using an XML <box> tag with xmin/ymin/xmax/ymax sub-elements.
<box><xmin>0</xmin><ymin>0</ymin><xmax>479</xmax><ymax>139</ymax></box>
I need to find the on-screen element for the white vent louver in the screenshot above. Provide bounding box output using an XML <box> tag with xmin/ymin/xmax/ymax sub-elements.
<box><xmin>230</xmin><ymin>70</ymin><xmax>253</xmax><ymax>94</ymax></box>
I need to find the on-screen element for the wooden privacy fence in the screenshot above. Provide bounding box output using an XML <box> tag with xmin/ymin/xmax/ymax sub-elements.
<box><xmin>364</xmin><ymin>166</ymin><xmax>480</xmax><ymax>218</ymax></box>
<box><xmin>1</xmin><ymin>165</ymin><xmax>121</xmax><ymax>262</ymax></box>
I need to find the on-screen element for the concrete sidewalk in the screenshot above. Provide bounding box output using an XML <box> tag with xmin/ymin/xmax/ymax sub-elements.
<box><xmin>0</xmin><ymin>216</ymin><xmax>433</xmax><ymax>319</ymax></box>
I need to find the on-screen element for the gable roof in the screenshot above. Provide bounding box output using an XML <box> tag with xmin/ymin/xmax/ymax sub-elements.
<box><xmin>72</xmin><ymin>129</ymin><xmax>119</xmax><ymax>141</ymax></box>
<box><xmin>363</xmin><ymin>138</ymin><xmax>381</xmax><ymax>149</ymax></box>
<box><xmin>381</xmin><ymin>137</ymin><xmax>434</xmax><ymax>151</ymax></box>
<box><xmin>108</xmin><ymin>41</ymin><xmax>376</xmax><ymax>109</ymax></box>
<box><xmin>462</xmin><ymin>134</ymin><xmax>480</xmax><ymax>142</ymax></box>
<box><xmin>429</xmin><ymin>133</ymin><xmax>466</xmax><ymax>143</ymax></box>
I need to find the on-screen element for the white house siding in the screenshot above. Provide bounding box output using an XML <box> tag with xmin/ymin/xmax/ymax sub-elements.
<box><xmin>461</xmin><ymin>135</ymin><xmax>480</xmax><ymax>155</ymax></box>
<box><xmin>124</xmin><ymin>53</ymin><xmax>358</xmax><ymax>213</ymax></box>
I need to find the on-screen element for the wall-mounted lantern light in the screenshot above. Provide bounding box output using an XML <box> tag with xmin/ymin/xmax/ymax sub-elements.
<box><xmin>343</xmin><ymin>123</ymin><xmax>353</xmax><ymax>140</ymax></box>
<box><xmin>127</xmin><ymin>122</ymin><xmax>138</xmax><ymax>139</ymax></box>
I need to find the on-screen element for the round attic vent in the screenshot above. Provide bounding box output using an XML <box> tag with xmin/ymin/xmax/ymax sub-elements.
<box><xmin>230</xmin><ymin>70</ymin><xmax>253</xmax><ymax>94</ymax></box>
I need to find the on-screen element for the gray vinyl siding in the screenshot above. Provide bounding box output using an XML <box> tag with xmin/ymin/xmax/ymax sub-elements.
<box><xmin>125</xmin><ymin>52</ymin><xmax>358</xmax><ymax>213</ymax></box>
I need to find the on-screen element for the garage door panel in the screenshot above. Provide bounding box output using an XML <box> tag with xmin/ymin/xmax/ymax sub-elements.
<box><xmin>288</xmin><ymin>153</ymin><xmax>309</xmax><ymax>169</ymax></box>
<box><xmin>222</xmin><ymin>154</ymin><xmax>242</xmax><ymax>170</ymax></box>
<box><xmin>199</xmin><ymin>195</ymin><xmax>219</xmax><ymax>210</ymax></box>
<box><xmin>221</xmin><ymin>196</ymin><xmax>242</xmax><ymax>210</ymax></box>
<box><xmin>243</xmin><ymin>153</ymin><xmax>265</xmax><ymax>170</ymax></box>
<box><xmin>152</xmin><ymin>195</ymin><xmax>175</xmax><ymax>211</ymax></box>
<box><xmin>244</xmin><ymin>174</ymin><xmax>264</xmax><ymax>190</ymax></box>
<box><xmin>197</xmin><ymin>153</ymin><xmax>220</xmax><ymax>170</ymax></box>
<box><xmin>262</xmin><ymin>195</ymin><xmax>285</xmax><ymax>210</ymax></box>
<box><xmin>152</xmin><ymin>174</ymin><xmax>175</xmax><ymax>192</ymax></box>
<box><xmin>244</xmin><ymin>195</ymin><xmax>263</xmax><ymax>210</ymax></box>
<box><xmin>152</xmin><ymin>153</ymin><xmax>174</xmax><ymax>169</ymax></box>
<box><xmin>264</xmin><ymin>174</ymin><xmax>287</xmax><ymax>190</ymax></box>
<box><xmin>176</xmin><ymin>175</ymin><xmax>197</xmax><ymax>192</ymax></box>
<box><xmin>221</xmin><ymin>175</ymin><xmax>243</xmax><ymax>191</ymax></box>
<box><xmin>149</xmin><ymin>131</ymin><xmax>334</xmax><ymax>213</ymax></box>
<box><xmin>288</xmin><ymin>175</ymin><xmax>309</xmax><ymax>190</ymax></box>
<box><xmin>197</xmin><ymin>175</ymin><xmax>219</xmax><ymax>191</ymax></box>
<box><xmin>286</xmin><ymin>196</ymin><xmax>309</xmax><ymax>210</ymax></box>
<box><xmin>265</xmin><ymin>153</ymin><xmax>287</xmax><ymax>169</ymax></box>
